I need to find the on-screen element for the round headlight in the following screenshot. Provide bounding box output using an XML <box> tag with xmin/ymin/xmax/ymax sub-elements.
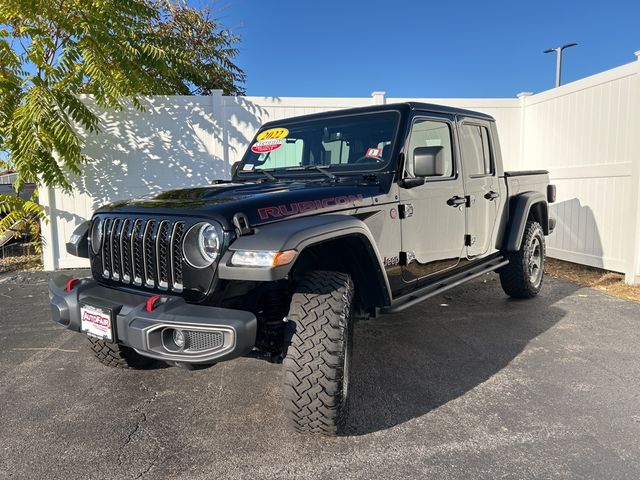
<box><xmin>183</xmin><ymin>222</ymin><xmax>221</xmax><ymax>268</ymax></box>
<box><xmin>90</xmin><ymin>217</ymin><xmax>103</xmax><ymax>255</ymax></box>
<box><xmin>199</xmin><ymin>224</ymin><xmax>220</xmax><ymax>263</ymax></box>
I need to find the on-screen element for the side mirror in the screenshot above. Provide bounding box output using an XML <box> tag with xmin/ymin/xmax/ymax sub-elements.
<box><xmin>230</xmin><ymin>161</ymin><xmax>240</xmax><ymax>178</ymax></box>
<box><xmin>66</xmin><ymin>220</ymin><xmax>90</xmax><ymax>258</ymax></box>
<box><xmin>413</xmin><ymin>146</ymin><xmax>445</xmax><ymax>177</ymax></box>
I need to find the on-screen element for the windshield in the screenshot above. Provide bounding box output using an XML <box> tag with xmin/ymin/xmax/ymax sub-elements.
<box><xmin>237</xmin><ymin>111</ymin><xmax>400</xmax><ymax>176</ymax></box>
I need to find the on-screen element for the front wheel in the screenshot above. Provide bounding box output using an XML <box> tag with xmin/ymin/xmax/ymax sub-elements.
<box><xmin>282</xmin><ymin>270</ymin><xmax>354</xmax><ymax>436</ymax></box>
<box><xmin>88</xmin><ymin>338</ymin><xmax>153</xmax><ymax>369</ymax></box>
<box><xmin>499</xmin><ymin>220</ymin><xmax>545</xmax><ymax>298</ymax></box>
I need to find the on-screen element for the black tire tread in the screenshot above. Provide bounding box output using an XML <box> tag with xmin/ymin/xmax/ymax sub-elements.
<box><xmin>282</xmin><ymin>270</ymin><xmax>353</xmax><ymax>436</ymax></box>
<box><xmin>88</xmin><ymin>337</ymin><xmax>153</xmax><ymax>369</ymax></box>
<box><xmin>500</xmin><ymin>220</ymin><xmax>545</xmax><ymax>298</ymax></box>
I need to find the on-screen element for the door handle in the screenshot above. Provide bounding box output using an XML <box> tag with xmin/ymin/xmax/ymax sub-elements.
<box><xmin>447</xmin><ymin>195</ymin><xmax>466</xmax><ymax>207</ymax></box>
<box><xmin>484</xmin><ymin>191</ymin><xmax>500</xmax><ymax>200</ymax></box>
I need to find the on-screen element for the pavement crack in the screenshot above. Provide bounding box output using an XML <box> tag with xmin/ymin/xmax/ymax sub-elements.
<box><xmin>117</xmin><ymin>385</ymin><xmax>159</xmax><ymax>468</ymax></box>
<box><xmin>133</xmin><ymin>452</ymin><xmax>161</xmax><ymax>479</ymax></box>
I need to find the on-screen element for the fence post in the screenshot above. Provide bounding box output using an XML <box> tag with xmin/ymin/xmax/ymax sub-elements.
<box><xmin>517</xmin><ymin>92</ymin><xmax>532</xmax><ymax>170</ymax></box>
<box><xmin>626</xmin><ymin>51</ymin><xmax>640</xmax><ymax>284</ymax></box>
<box><xmin>371</xmin><ymin>91</ymin><xmax>386</xmax><ymax>105</ymax></box>
<box><xmin>39</xmin><ymin>186</ymin><xmax>57</xmax><ymax>271</ymax></box>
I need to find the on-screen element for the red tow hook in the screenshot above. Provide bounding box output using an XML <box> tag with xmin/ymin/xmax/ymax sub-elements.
<box><xmin>65</xmin><ymin>278</ymin><xmax>80</xmax><ymax>293</ymax></box>
<box><xmin>145</xmin><ymin>295</ymin><xmax>163</xmax><ymax>312</ymax></box>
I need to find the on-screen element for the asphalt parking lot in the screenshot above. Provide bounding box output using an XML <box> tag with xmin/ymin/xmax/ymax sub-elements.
<box><xmin>1</xmin><ymin>270</ymin><xmax>639</xmax><ymax>480</ymax></box>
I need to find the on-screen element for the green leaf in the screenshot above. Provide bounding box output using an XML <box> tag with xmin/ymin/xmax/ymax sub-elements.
<box><xmin>0</xmin><ymin>0</ymin><xmax>244</xmax><ymax>241</ymax></box>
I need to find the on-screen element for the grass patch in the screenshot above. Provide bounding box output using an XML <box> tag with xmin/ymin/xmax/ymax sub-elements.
<box><xmin>545</xmin><ymin>258</ymin><xmax>639</xmax><ymax>303</ymax></box>
<box><xmin>0</xmin><ymin>253</ymin><xmax>42</xmax><ymax>274</ymax></box>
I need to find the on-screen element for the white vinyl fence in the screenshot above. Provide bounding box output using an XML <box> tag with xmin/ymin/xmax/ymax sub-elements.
<box><xmin>0</xmin><ymin>173</ymin><xmax>17</xmax><ymax>185</ymax></box>
<box><xmin>40</xmin><ymin>53</ymin><xmax>640</xmax><ymax>284</ymax></box>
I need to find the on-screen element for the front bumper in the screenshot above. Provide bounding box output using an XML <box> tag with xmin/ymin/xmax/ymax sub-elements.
<box><xmin>49</xmin><ymin>275</ymin><xmax>257</xmax><ymax>364</ymax></box>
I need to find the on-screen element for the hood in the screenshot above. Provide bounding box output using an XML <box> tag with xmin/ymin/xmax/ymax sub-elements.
<box><xmin>96</xmin><ymin>178</ymin><xmax>386</xmax><ymax>229</ymax></box>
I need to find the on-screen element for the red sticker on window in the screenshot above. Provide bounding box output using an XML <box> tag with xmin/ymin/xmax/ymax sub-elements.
<box><xmin>251</xmin><ymin>139</ymin><xmax>283</xmax><ymax>154</ymax></box>
<box><xmin>365</xmin><ymin>147</ymin><xmax>383</xmax><ymax>158</ymax></box>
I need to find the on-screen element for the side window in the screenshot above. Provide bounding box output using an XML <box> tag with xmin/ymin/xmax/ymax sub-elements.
<box><xmin>405</xmin><ymin>119</ymin><xmax>454</xmax><ymax>178</ymax></box>
<box><xmin>459</xmin><ymin>124</ymin><xmax>493</xmax><ymax>176</ymax></box>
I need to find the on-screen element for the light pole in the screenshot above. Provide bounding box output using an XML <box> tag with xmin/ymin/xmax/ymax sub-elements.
<box><xmin>544</xmin><ymin>43</ymin><xmax>578</xmax><ymax>87</ymax></box>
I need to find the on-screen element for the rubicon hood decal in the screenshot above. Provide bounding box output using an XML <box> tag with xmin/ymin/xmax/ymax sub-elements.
<box><xmin>257</xmin><ymin>195</ymin><xmax>365</xmax><ymax>220</ymax></box>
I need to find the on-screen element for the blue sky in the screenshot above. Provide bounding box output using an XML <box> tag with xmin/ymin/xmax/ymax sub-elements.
<box><xmin>208</xmin><ymin>0</ymin><xmax>640</xmax><ymax>98</ymax></box>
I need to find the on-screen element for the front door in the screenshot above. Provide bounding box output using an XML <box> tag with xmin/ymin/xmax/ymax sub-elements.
<box><xmin>457</xmin><ymin>119</ymin><xmax>502</xmax><ymax>258</ymax></box>
<box><xmin>399</xmin><ymin>115</ymin><xmax>466</xmax><ymax>283</ymax></box>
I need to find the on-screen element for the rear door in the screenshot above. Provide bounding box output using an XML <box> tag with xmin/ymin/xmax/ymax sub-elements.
<box><xmin>399</xmin><ymin>114</ymin><xmax>466</xmax><ymax>282</ymax></box>
<box><xmin>457</xmin><ymin>118</ymin><xmax>502</xmax><ymax>258</ymax></box>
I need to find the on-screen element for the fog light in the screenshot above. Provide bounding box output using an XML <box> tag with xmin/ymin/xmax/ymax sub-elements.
<box><xmin>173</xmin><ymin>329</ymin><xmax>186</xmax><ymax>349</ymax></box>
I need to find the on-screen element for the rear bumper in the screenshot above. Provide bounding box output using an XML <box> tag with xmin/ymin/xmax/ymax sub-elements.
<box><xmin>49</xmin><ymin>275</ymin><xmax>257</xmax><ymax>364</ymax></box>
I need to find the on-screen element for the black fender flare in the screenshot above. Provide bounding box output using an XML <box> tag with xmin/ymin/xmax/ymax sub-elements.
<box><xmin>503</xmin><ymin>191</ymin><xmax>549</xmax><ymax>252</ymax></box>
<box><xmin>217</xmin><ymin>214</ymin><xmax>392</xmax><ymax>304</ymax></box>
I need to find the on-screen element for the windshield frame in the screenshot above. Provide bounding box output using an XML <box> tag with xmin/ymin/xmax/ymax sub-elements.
<box><xmin>235</xmin><ymin>109</ymin><xmax>403</xmax><ymax>179</ymax></box>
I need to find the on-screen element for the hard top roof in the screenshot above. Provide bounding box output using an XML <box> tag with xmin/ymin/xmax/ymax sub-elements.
<box><xmin>260</xmin><ymin>102</ymin><xmax>495</xmax><ymax>128</ymax></box>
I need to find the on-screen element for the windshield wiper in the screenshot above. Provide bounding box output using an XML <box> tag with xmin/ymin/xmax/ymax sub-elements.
<box><xmin>254</xmin><ymin>169</ymin><xmax>277</xmax><ymax>181</ymax></box>
<box><xmin>287</xmin><ymin>164</ymin><xmax>336</xmax><ymax>180</ymax></box>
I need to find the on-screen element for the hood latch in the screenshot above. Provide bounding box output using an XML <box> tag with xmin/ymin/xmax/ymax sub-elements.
<box><xmin>233</xmin><ymin>212</ymin><xmax>253</xmax><ymax>237</ymax></box>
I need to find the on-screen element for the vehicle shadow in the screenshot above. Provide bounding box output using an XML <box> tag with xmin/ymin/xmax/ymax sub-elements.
<box><xmin>345</xmin><ymin>275</ymin><xmax>576</xmax><ymax>436</ymax></box>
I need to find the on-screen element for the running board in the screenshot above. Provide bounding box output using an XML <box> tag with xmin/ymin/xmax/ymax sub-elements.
<box><xmin>380</xmin><ymin>257</ymin><xmax>510</xmax><ymax>314</ymax></box>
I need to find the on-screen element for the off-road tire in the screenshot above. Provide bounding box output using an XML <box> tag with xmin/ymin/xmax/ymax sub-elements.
<box><xmin>282</xmin><ymin>271</ymin><xmax>354</xmax><ymax>436</ymax></box>
<box><xmin>88</xmin><ymin>338</ymin><xmax>153</xmax><ymax>369</ymax></box>
<box><xmin>500</xmin><ymin>220</ymin><xmax>545</xmax><ymax>298</ymax></box>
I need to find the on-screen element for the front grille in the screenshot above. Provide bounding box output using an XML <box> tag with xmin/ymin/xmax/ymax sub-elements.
<box><xmin>171</xmin><ymin>222</ymin><xmax>185</xmax><ymax>289</ymax></box>
<box><xmin>111</xmin><ymin>218</ymin><xmax>122</xmax><ymax>280</ymax></box>
<box><xmin>131</xmin><ymin>220</ymin><xmax>144</xmax><ymax>285</ymax></box>
<box><xmin>101</xmin><ymin>218</ymin><xmax>112</xmax><ymax>277</ymax></box>
<box><xmin>98</xmin><ymin>216</ymin><xmax>185</xmax><ymax>292</ymax></box>
<box><xmin>143</xmin><ymin>220</ymin><xmax>157</xmax><ymax>288</ymax></box>
<box><xmin>157</xmin><ymin>221</ymin><xmax>170</xmax><ymax>290</ymax></box>
<box><xmin>185</xmin><ymin>331</ymin><xmax>224</xmax><ymax>352</ymax></box>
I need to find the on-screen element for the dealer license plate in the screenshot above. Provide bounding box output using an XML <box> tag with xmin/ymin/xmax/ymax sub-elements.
<box><xmin>80</xmin><ymin>304</ymin><xmax>113</xmax><ymax>342</ymax></box>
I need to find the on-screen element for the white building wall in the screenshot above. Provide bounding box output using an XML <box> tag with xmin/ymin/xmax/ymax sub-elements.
<box><xmin>40</xmin><ymin>55</ymin><xmax>640</xmax><ymax>283</ymax></box>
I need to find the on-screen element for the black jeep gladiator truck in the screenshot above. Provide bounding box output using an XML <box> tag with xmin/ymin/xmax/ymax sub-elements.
<box><xmin>50</xmin><ymin>102</ymin><xmax>556</xmax><ymax>435</ymax></box>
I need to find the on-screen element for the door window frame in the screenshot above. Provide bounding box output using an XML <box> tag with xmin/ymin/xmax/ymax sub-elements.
<box><xmin>457</xmin><ymin>119</ymin><xmax>496</xmax><ymax>179</ymax></box>
<box><xmin>402</xmin><ymin>113</ymin><xmax>459</xmax><ymax>183</ymax></box>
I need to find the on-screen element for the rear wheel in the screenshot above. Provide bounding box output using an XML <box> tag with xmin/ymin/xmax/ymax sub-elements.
<box><xmin>88</xmin><ymin>338</ymin><xmax>153</xmax><ymax>369</ymax></box>
<box><xmin>499</xmin><ymin>220</ymin><xmax>545</xmax><ymax>298</ymax></box>
<box><xmin>282</xmin><ymin>270</ymin><xmax>354</xmax><ymax>436</ymax></box>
